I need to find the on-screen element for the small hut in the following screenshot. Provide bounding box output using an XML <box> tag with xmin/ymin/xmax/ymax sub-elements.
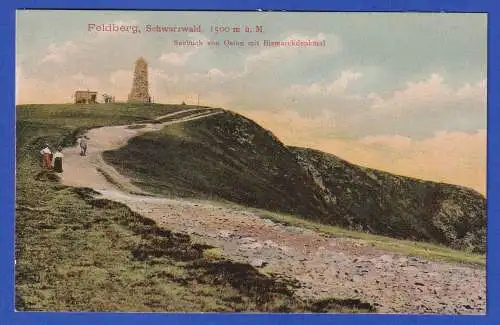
<box><xmin>74</xmin><ymin>90</ymin><xmax>98</xmax><ymax>104</ymax></box>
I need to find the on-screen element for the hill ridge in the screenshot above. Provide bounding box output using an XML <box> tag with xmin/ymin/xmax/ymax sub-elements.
<box><xmin>102</xmin><ymin>109</ymin><xmax>486</xmax><ymax>253</ymax></box>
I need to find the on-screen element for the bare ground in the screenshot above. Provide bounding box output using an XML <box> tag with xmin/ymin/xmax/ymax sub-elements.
<box><xmin>58</xmin><ymin>109</ymin><xmax>486</xmax><ymax>314</ymax></box>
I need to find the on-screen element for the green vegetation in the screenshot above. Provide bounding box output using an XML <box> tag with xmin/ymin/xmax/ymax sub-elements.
<box><xmin>104</xmin><ymin>111</ymin><xmax>333</xmax><ymax>220</ymax></box>
<box><xmin>104</xmin><ymin>109</ymin><xmax>486</xmax><ymax>255</ymax></box>
<box><xmin>16</xmin><ymin>103</ymin><xmax>374</xmax><ymax>312</ymax></box>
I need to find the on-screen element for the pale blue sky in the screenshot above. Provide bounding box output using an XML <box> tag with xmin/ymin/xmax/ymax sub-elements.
<box><xmin>16</xmin><ymin>10</ymin><xmax>487</xmax><ymax>192</ymax></box>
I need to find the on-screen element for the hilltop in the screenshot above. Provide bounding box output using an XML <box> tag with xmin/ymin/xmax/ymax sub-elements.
<box><xmin>103</xmin><ymin>110</ymin><xmax>333</xmax><ymax>221</ymax></box>
<box><xmin>103</xmin><ymin>109</ymin><xmax>486</xmax><ymax>253</ymax></box>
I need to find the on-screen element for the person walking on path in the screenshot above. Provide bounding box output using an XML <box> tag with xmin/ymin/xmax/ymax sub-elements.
<box><xmin>79</xmin><ymin>136</ymin><xmax>88</xmax><ymax>156</ymax></box>
<box><xmin>40</xmin><ymin>144</ymin><xmax>52</xmax><ymax>169</ymax></box>
<box><xmin>52</xmin><ymin>147</ymin><xmax>64</xmax><ymax>173</ymax></box>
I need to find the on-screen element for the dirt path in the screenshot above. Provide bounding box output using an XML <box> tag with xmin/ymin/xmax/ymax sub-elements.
<box><xmin>59</xmin><ymin>108</ymin><xmax>486</xmax><ymax>314</ymax></box>
<box><xmin>61</xmin><ymin>109</ymin><xmax>220</xmax><ymax>193</ymax></box>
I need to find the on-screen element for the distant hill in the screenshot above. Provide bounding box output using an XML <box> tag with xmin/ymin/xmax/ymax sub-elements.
<box><xmin>103</xmin><ymin>109</ymin><xmax>486</xmax><ymax>253</ymax></box>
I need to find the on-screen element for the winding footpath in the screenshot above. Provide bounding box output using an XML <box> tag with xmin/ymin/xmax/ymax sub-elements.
<box><xmin>59</xmin><ymin>108</ymin><xmax>486</xmax><ymax>314</ymax></box>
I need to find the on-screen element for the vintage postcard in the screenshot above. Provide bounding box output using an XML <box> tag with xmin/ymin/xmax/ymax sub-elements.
<box><xmin>15</xmin><ymin>10</ymin><xmax>486</xmax><ymax>314</ymax></box>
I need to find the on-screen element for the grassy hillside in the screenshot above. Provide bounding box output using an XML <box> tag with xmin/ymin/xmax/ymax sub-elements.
<box><xmin>16</xmin><ymin>103</ymin><xmax>372</xmax><ymax>312</ymax></box>
<box><xmin>104</xmin><ymin>109</ymin><xmax>486</xmax><ymax>254</ymax></box>
<box><xmin>291</xmin><ymin>147</ymin><xmax>486</xmax><ymax>254</ymax></box>
<box><xmin>104</xmin><ymin>110</ymin><xmax>336</xmax><ymax>222</ymax></box>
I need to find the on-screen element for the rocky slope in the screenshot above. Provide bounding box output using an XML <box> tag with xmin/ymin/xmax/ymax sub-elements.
<box><xmin>291</xmin><ymin>147</ymin><xmax>486</xmax><ymax>253</ymax></box>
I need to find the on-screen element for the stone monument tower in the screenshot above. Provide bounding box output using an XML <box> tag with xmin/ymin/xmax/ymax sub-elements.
<box><xmin>128</xmin><ymin>57</ymin><xmax>151</xmax><ymax>103</ymax></box>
